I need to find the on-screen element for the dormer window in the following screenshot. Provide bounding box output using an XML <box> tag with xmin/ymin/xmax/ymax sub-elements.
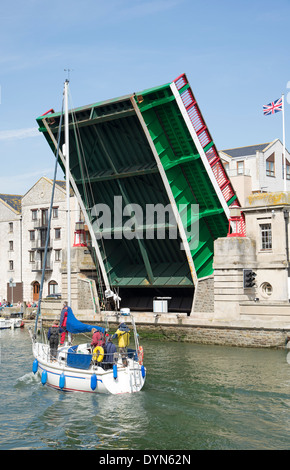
<box><xmin>266</xmin><ymin>153</ymin><xmax>275</xmax><ymax>177</ymax></box>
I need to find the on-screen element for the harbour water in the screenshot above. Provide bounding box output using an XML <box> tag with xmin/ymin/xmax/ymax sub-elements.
<box><xmin>1</xmin><ymin>326</ymin><xmax>290</xmax><ymax>450</ymax></box>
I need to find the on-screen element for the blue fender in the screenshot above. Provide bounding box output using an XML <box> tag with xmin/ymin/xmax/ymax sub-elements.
<box><xmin>141</xmin><ymin>365</ymin><xmax>146</xmax><ymax>378</ymax></box>
<box><xmin>32</xmin><ymin>359</ymin><xmax>38</xmax><ymax>374</ymax></box>
<box><xmin>59</xmin><ymin>373</ymin><xmax>65</xmax><ymax>390</ymax></box>
<box><xmin>91</xmin><ymin>374</ymin><xmax>97</xmax><ymax>391</ymax></box>
<box><xmin>41</xmin><ymin>370</ymin><xmax>47</xmax><ymax>385</ymax></box>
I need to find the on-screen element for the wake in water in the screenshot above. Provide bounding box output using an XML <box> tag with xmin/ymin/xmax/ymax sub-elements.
<box><xmin>15</xmin><ymin>371</ymin><xmax>39</xmax><ymax>388</ymax></box>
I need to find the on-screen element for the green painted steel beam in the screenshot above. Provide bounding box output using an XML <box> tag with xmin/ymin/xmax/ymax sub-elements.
<box><xmin>74</xmin><ymin>165</ymin><xmax>158</xmax><ymax>184</ymax></box>
<box><xmin>159</xmin><ymin>153</ymin><xmax>200</xmax><ymax>171</ymax></box>
<box><xmin>136</xmin><ymin>83</ymin><xmax>229</xmax><ymax>279</ymax></box>
<box><xmin>226</xmin><ymin>194</ymin><xmax>237</xmax><ymax>206</ymax></box>
<box><xmin>136</xmin><ymin>94</ymin><xmax>175</xmax><ymax>113</ymax></box>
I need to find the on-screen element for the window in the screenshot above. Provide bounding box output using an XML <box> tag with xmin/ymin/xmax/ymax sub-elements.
<box><xmin>29</xmin><ymin>230</ymin><xmax>35</xmax><ymax>241</ymax></box>
<box><xmin>48</xmin><ymin>281</ymin><xmax>58</xmax><ymax>295</ymax></box>
<box><xmin>41</xmin><ymin>209</ymin><xmax>48</xmax><ymax>226</ymax></box>
<box><xmin>40</xmin><ymin>251</ymin><xmax>51</xmax><ymax>270</ymax></box>
<box><xmin>53</xmin><ymin>207</ymin><xmax>59</xmax><ymax>218</ymax></box>
<box><xmin>261</xmin><ymin>282</ymin><xmax>273</xmax><ymax>297</ymax></box>
<box><xmin>55</xmin><ymin>228</ymin><xmax>61</xmax><ymax>239</ymax></box>
<box><xmin>266</xmin><ymin>153</ymin><xmax>275</xmax><ymax>177</ymax></box>
<box><xmin>31</xmin><ymin>210</ymin><xmax>37</xmax><ymax>220</ymax></box>
<box><xmin>9</xmin><ymin>241</ymin><xmax>13</xmax><ymax>251</ymax></box>
<box><xmin>9</xmin><ymin>260</ymin><xmax>13</xmax><ymax>271</ymax></box>
<box><xmin>40</xmin><ymin>228</ymin><xmax>49</xmax><ymax>247</ymax></box>
<box><xmin>260</xmin><ymin>223</ymin><xmax>272</xmax><ymax>250</ymax></box>
<box><xmin>282</xmin><ymin>159</ymin><xmax>290</xmax><ymax>180</ymax></box>
<box><xmin>237</xmin><ymin>161</ymin><xmax>244</xmax><ymax>175</ymax></box>
<box><xmin>29</xmin><ymin>251</ymin><xmax>35</xmax><ymax>262</ymax></box>
<box><xmin>9</xmin><ymin>222</ymin><xmax>13</xmax><ymax>233</ymax></box>
<box><xmin>55</xmin><ymin>249</ymin><xmax>61</xmax><ymax>261</ymax></box>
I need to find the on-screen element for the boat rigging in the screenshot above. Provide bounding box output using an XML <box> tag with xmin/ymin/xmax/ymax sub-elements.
<box><xmin>29</xmin><ymin>79</ymin><xmax>146</xmax><ymax>394</ymax></box>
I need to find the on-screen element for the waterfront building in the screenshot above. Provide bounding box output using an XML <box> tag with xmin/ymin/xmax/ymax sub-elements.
<box><xmin>21</xmin><ymin>176</ymin><xmax>79</xmax><ymax>304</ymax></box>
<box><xmin>213</xmin><ymin>191</ymin><xmax>290</xmax><ymax>322</ymax></box>
<box><xmin>219</xmin><ymin>139</ymin><xmax>290</xmax><ymax>205</ymax></box>
<box><xmin>211</xmin><ymin>140</ymin><xmax>290</xmax><ymax>322</ymax></box>
<box><xmin>0</xmin><ymin>193</ymin><xmax>22</xmax><ymax>303</ymax></box>
<box><xmin>0</xmin><ymin>177</ymin><xmax>80</xmax><ymax>304</ymax></box>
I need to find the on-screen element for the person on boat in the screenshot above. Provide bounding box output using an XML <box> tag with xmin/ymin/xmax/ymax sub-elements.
<box><xmin>112</xmin><ymin>322</ymin><xmax>130</xmax><ymax>366</ymax></box>
<box><xmin>103</xmin><ymin>336</ymin><xmax>117</xmax><ymax>370</ymax></box>
<box><xmin>59</xmin><ymin>302</ymin><xmax>68</xmax><ymax>345</ymax></box>
<box><xmin>47</xmin><ymin>320</ymin><xmax>64</xmax><ymax>360</ymax></box>
<box><xmin>91</xmin><ymin>328</ymin><xmax>105</xmax><ymax>348</ymax></box>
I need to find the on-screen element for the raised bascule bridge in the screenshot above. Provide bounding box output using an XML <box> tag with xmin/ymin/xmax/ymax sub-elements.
<box><xmin>36</xmin><ymin>73</ymin><xmax>243</xmax><ymax>315</ymax></box>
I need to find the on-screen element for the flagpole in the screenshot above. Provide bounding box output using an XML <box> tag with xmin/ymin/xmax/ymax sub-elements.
<box><xmin>282</xmin><ymin>93</ymin><xmax>286</xmax><ymax>192</ymax></box>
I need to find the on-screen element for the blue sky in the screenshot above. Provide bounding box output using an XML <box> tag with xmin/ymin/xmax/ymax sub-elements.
<box><xmin>0</xmin><ymin>0</ymin><xmax>289</xmax><ymax>195</ymax></box>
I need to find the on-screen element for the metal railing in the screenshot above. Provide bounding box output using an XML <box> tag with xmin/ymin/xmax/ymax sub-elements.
<box><xmin>31</xmin><ymin>261</ymin><xmax>53</xmax><ymax>272</ymax></box>
<box><xmin>173</xmin><ymin>73</ymin><xmax>246</xmax><ymax>235</ymax></box>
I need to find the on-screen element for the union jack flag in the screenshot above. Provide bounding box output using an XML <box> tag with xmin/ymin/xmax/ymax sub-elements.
<box><xmin>263</xmin><ymin>97</ymin><xmax>283</xmax><ymax>115</ymax></box>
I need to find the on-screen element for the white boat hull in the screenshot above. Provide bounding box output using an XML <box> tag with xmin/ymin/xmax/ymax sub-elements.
<box><xmin>32</xmin><ymin>342</ymin><xmax>146</xmax><ymax>395</ymax></box>
<box><xmin>0</xmin><ymin>318</ymin><xmax>24</xmax><ymax>330</ymax></box>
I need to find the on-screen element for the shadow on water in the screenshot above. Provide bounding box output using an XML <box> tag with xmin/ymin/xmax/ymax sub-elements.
<box><xmin>2</xmin><ymin>329</ymin><xmax>290</xmax><ymax>449</ymax></box>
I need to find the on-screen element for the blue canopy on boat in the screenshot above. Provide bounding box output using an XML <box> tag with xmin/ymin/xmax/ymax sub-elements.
<box><xmin>66</xmin><ymin>307</ymin><xmax>105</xmax><ymax>334</ymax></box>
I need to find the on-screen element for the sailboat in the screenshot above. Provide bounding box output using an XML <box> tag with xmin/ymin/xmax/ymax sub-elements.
<box><xmin>30</xmin><ymin>79</ymin><xmax>146</xmax><ymax>394</ymax></box>
<box><xmin>0</xmin><ymin>316</ymin><xmax>24</xmax><ymax>330</ymax></box>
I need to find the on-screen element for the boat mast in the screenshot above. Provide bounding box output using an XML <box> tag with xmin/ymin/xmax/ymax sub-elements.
<box><xmin>64</xmin><ymin>79</ymin><xmax>71</xmax><ymax>307</ymax></box>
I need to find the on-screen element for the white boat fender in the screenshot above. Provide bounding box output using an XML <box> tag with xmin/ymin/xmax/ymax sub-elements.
<box><xmin>113</xmin><ymin>364</ymin><xmax>117</xmax><ymax>380</ymax></box>
<box><xmin>59</xmin><ymin>373</ymin><xmax>65</xmax><ymax>390</ymax></box>
<box><xmin>91</xmin><ymin>374</ymin><xmax>97</xmax><ymax>391</ymax></box>
<box><xmin>141</xmin><ymin>365</ymin><xmax>146</xmax><ymax>378</ymax></box>
<box><xmin>32</xmin><ymin>359</ymin><xmax>38</xmax><ymax>374</ymax></box>
<box><xmin>41</xmin><ymin>370</ymin><xmax>47</xmax><ymax>385</ymax></box>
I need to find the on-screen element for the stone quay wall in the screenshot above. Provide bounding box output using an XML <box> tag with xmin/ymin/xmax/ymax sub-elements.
<box><xmin>31</xmin><ymin>309</ymin><xmax>290</xmax><ymax>349</ymax></box>
<box><xmin>136</xmin><ymin>324</ymin><xmax>290</xmax><ymax>349</ymax></box>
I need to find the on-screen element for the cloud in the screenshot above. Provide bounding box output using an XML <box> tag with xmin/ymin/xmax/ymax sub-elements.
<box><xmin>0</xmin><ymin>127</ymin><xmax>39</xmax><ymax>141</ymax></box>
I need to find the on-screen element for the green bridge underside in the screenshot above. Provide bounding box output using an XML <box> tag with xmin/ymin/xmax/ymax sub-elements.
<box><xmin>37</xmin><ymin>81</ymin><xmax>229</xmax><ymax>289</ymax></box>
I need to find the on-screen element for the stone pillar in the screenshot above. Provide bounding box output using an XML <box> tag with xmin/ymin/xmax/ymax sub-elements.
<box><xmin>192</xmin><ymin>277</ymin><xmax>214</xmax><ymax>313</ymax></box>
<box><xmin>213</xmin><ymin>237</ymin><xmax>257</xmax><ymax>320</ymax></box>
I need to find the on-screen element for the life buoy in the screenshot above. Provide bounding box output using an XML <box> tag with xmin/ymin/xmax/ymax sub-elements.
<box><xmin>138</xmin><ymin>346</ymin><xmax>144</xmax><ymax>365</ymax></box>
<box><xmin>93</xmin><ymin>346</ymin><xmax>104</xmax><ymax>362</ymax></box>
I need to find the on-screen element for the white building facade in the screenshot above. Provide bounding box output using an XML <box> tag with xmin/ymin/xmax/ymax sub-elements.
<box><xmin>0</xmin><ymin>194</ymin><xmax>22</xmax><ymax>303</ymax></box>
<box><xmin>0</xmin><ymin>177</ymin><xmax>80</xmax><ymax>304</ymax></box>
<box><xmin>219</xmin><ymin>139</ymin><xmax>290</xmax><ymax>205</ymax></box>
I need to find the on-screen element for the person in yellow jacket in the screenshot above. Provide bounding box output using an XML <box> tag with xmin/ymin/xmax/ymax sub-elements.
<box><xmin>112</xmin><ymin>322</ymin><xmax>130</xmax><ymax>366</ymax></box>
